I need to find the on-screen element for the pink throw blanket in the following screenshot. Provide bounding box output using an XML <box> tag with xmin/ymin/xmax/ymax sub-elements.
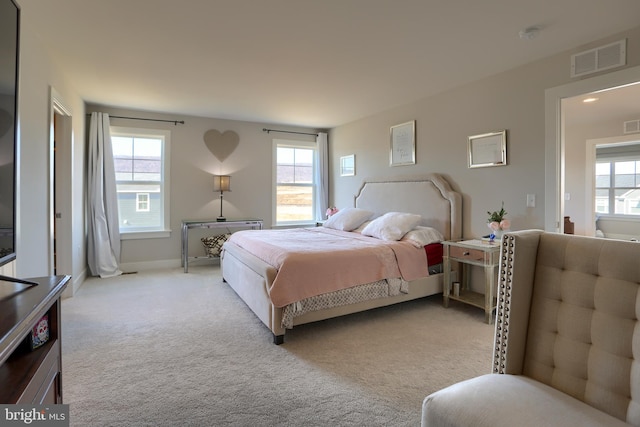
<box><xmin>226</xmin><ymin>227</ymin><xmax>429</xmax><ymax>307</ymax></box>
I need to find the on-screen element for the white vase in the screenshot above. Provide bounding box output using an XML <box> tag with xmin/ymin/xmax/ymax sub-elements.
<box><xmin>487</xmin><ymin>223</ymin><xmax>508</xmax><ymax>240</ymax></box>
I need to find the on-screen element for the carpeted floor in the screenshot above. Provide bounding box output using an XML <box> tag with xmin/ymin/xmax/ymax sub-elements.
<box><xmin>61</xmin><ymin>265</ymin><xmax>494</xmax><ymax>426</ymax></box>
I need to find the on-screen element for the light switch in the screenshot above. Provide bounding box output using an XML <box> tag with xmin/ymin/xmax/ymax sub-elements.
<box><xmin>526</xmin><ymin>194</ymin><xmax>536</xmax><ymax>207</ymax></box>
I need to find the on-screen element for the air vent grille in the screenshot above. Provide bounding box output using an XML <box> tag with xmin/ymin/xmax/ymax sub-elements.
<box><xmin>571</xmin><ymin>39</ymin><xmax>626</xmax><ymax>78</ymax></box>
<box><xmin>623</xmin><ymin>119</ymin><xmax>640</xmax><ymax>134</ymax></box>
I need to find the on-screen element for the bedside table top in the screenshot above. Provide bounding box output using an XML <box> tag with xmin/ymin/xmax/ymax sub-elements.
<box><xmin>443</xmin><ymin>239</ymin><xmax>501</xmax><ymax>252</ymax></box>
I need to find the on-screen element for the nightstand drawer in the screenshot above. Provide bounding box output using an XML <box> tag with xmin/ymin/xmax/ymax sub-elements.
<box><xmin>449</xmin><ymin>246</ymin><xmax>484</xmax><ymax>262</ymax></box>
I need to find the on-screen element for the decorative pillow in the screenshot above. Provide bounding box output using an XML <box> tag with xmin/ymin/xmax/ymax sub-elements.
<box><xmin>322</xmin><ymin>207</ymin><xmax>373</xmax><ymax>231</ymax></box>
<box><xmin>401</xmin><ymin>226</ymin><xmax>444</xmax><ymax>248</ymax></box>
<box><xmin>201</xmin><ymin>233</ymin><xmax>231</xmax><ymax>257</ymax></box>
<box><xmin>361</xmin><ymin>212</ymin><xmax>423</xmax><ymax>241</ymax></box>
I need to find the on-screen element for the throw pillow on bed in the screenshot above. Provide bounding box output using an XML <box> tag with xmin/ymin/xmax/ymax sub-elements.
<box><xmin>401</xmin><ymin>226</ymin><xmax>444</xmax><ymax>247</ymax></box>
<box><xmin>201</xmin><ymin>233</ymin><xmax>231</xmax><ymax>257</ymax></box>
<box><xmin>323</xmin><ymin>207</ymin><xmax>373</xmax><ymax>231</ymax></box>
<box><xmin>361</xmin><ymin>212</ymin><xmax>423</xmax><ymax>241</ymax></box>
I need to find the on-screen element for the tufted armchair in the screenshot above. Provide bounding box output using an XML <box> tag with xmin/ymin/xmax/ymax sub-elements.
<box><xmin>422</xmin><ymin>230</ymin><xmax>639</xmax><ymax>427</ymax></box>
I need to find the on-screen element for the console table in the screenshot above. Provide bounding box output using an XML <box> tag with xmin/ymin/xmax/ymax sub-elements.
<box><xmin>181</xmin><ymin>218</ymin><xmax>263</xmax><ymax>273</ymax></box>
<box><xmin>0</xmin><ymin>275</ymin><xmax>70</xmax><ymax>403</ymax></box>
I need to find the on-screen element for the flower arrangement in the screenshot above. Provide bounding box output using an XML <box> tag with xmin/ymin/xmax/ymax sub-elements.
<box><xmin>326</xmin><ymin>207</ymin><xmax>339</xmax><ymax>218</ymax></box>
<box><xmin>487</xmin><ymin>201</ymin><xmax>511</xmax><ymax>232</ymax></box>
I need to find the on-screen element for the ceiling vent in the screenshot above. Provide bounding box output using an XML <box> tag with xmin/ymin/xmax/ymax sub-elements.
<box><xmin>570</xmin><ymin>39</ymin><xmax>626</xmax><ymax>78</ymax></box>
<box><xmin>623</xmin><ymin>119</ymin><xmax>640</xmax><ymax>134</ymax></box>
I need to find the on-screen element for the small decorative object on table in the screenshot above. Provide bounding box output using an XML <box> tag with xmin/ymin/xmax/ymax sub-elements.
<box><xmin>487</xmin><ymin>201</ymin><xmax>510</xmax><ymax>242</ymax></box>
<box><xmin>564</xmin><ymin>216</ymin><xmax>575</xmax><ymax>234</ymax></box>
<box><xmin>29</xmin><ymin>314</ymin><xmax>49</xmax><ymax>350</ymax></box>
<box><xmin>326</xmin><ymin>207</ymin><xmax>339</xmax><ymax>218</ymax></box>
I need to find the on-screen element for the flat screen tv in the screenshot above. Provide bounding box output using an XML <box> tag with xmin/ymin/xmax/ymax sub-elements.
<box><xmin>0</xmin><ymin>0</ymin><xmax>19</xmax><ymax>269</ymax></box>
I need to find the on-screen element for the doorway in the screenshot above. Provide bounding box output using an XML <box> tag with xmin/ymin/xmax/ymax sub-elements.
<box><xmin>545</xmin><ymin>65</ymin><xmax>640</xmax><ymax>233</ymax></box>
<box><xmin>49</xmin><ymin>88</ymin><xmax>72</xmax><ymax>277</ymax></box>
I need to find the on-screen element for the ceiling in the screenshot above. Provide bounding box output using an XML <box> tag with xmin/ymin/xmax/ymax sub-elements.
<box><xmin>17</xmin><ymin>0</ymin><xmax>640</xmax><ymax>128</ymax></box>
<box><xmin>563</xmin><ymin>81</ymin><xmax>640</xmax><ymax>127</ymax></box>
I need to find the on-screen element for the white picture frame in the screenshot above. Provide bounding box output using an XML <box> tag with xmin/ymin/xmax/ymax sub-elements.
<box><xmin>390</xmin><ymin>120</ymin><xmax>416</xmax><ymax>166</ymax></box>
<box><xmin>468</xmin><ymin>130</ymin><xmax>507</xmax><ymax>168</ymax></box>
<box><xmin>340</xmin><ymin>154</ymin><xmax>355</xmax><ymax>176</ymax></box>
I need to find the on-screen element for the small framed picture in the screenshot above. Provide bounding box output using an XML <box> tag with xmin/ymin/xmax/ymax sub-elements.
<box><xmin>468</xmin><ymin>130</ymin><xmax>507</xmax><ymax>168</ymax></box>
<box><xmin>340</xmin><ymin>155</ymin><xmax>355</xmax><ymax>176</ymax></box>
<box><xmin>390</xmin><ymin>120</ymin><xmax>416</xmax><ymax>166</ymax></box>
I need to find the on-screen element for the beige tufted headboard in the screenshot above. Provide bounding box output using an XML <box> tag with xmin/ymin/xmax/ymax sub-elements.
<box><xmin>353</xmin><ymin>174</ymin><xmax>462</xmax><ymax>241</ymax></box>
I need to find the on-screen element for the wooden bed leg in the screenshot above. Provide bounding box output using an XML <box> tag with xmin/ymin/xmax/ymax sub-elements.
<box><xmin>273</xmin><ymin>334</ymin><xmax>284</xmax><ymax>345</ymax></box>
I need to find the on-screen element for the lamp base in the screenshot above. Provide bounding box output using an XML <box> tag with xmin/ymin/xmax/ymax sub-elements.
<box><xmin>217</xmin><ymin>216</ymin><xmax>227</xmax><ymax>222</ymax></box>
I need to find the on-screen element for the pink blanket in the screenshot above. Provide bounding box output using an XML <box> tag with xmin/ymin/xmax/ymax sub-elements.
<box><xmin>226</xmin><ymin>227</ymin><xmax>429</xmax><ymax>307</ymax></box>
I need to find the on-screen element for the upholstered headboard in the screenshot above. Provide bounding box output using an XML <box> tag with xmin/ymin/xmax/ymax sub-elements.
<box><xmin>354</xmin><ymin>174</ymin><xmax>462</xmax><ymax>241</ymax></box>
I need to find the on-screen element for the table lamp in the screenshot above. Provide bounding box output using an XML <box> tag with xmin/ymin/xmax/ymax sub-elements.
<box><xmin>213</xmin><ymin>175</ymin><xmax>231</xmax><ymax>221</ymax></box>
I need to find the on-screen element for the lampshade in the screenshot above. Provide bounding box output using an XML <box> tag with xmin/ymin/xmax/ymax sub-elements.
<box><xmin>213</xmin><ymin>175</ymin><xmax>231</xmax><ymax>192</ymax></box>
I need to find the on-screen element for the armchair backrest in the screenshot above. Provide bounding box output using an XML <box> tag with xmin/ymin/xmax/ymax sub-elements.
<box><xmin>493</xmin><ymin>230</ymin><xmax>640</xmax><ymax>424</ymax></box>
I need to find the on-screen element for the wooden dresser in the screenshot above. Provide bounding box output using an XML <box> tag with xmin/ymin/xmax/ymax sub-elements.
<box><xmin>0</xmin><ymin>275</ymin><xmax>70</xmax><ymax>403</ymax></box>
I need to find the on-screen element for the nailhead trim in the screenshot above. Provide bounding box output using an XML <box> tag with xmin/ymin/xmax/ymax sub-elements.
<box><xmin>493</xmin><ymin>233</ymin><xmax>515</xmax><ymax>374</ymax></box>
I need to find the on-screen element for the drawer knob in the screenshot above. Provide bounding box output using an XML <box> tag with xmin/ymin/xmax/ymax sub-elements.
<box><xmin>463</xmin><ymin>251</ymin><xmax>470</xmax><ymax>256</ymax></box>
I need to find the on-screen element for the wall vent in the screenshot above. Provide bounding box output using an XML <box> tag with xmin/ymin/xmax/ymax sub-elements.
<box><xmin>623</xmin><ymin>119</ymin><xmax>640</xmax><ymax>134</ymax></box>
<box><xmin>570</xmin><ymin>39</ymin><xmax>626</xmax><ymax>78</ymax></box>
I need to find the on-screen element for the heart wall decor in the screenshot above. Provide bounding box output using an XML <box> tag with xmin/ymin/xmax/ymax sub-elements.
<box><xmin>203</xmin><ymin>129</ymin><xmax>240</xmax><ymax>162</ymax></box>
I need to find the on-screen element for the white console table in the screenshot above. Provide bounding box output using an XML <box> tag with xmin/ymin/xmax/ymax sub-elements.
<box><xmin>181</xmin><ymin>218</ymin><xmax>263</xmax><ymax>273</ymax></box>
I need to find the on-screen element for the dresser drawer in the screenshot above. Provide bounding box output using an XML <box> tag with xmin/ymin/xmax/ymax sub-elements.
<box><xmin>449</xmin><ymin>246</ymin><xmax>484</xmax><ymax>262</ymax></box>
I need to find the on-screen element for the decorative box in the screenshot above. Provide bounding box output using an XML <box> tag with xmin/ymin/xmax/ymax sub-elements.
<box><xmin>29</xmin><ymin>314</ymin><xmax>49</xmax><ymax>350</ymax></box>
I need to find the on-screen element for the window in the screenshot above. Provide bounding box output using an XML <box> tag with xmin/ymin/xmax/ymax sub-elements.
<box><xmin>136</xmin><ymin>193</ymin><xmax>150</xmax><ymax>212</ymax></box>
<box><xmin>273</xmin><ymin>139</ymin><xmax>316</xmax><ymax>225</ymax></box>
<box><xmin>595</xmin><ymin>150</ymin><xmax>640</xmax><ymax>216</ymax></box>
<box><xmin>111</xmin><ymin>126</ymin><xmax>171</xmax><ymax>238</ymax></box>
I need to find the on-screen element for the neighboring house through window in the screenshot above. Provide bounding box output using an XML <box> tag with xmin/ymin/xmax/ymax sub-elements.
<box><xmin>273</xmin><ymin>139</ymin><xmax>316</xmax><ymax>225</ymax></box>
<box><xmin>111</xmin><ymin>126</ymin><xmax>171</xmax><ymax>238</ymax></box>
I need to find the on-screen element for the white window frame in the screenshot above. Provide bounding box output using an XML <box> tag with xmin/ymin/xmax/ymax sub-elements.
<box><xmin>111</xmin><ymin>126</ymin><xmax>171</xmax><ymax>239</ymax></box>
<box><xmin>136</xmin><ymin>193</ymin><xmax>150</xmax><ymax>212</ymax></box>
<box><xmin>272</xmin><ymin>139</ymin><xmax>317</xmax><ymax>227</ymax></box>
<box><xmin>595</xmin><ymin>158</ymin><xmax>640</xmax><ymax>218</ymax></box>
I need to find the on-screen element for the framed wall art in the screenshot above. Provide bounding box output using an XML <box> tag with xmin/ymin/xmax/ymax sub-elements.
<box><xmin>390</xmin><ymin>120</ymin><xmax>415</xmax><ymax>166</ymax></box>
<box><xmin>468</xmin><ymin>130</ymin><xmax>507</xmax><ymax>168</ymax></box>
<box><xmin>340</xmin><ymin>154</ymin><xmax>355</xmax><ymax>176</ymax></box>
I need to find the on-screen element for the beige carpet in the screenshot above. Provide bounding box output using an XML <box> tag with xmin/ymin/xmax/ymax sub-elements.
<box><xmin>61</xmin><ymin>266</ymin><xmax>494</xmax><ymax>426</ymax></box>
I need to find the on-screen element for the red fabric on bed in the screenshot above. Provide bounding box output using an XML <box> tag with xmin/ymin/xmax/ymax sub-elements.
<box><xmin>424</xmin><ymin>243</ymin><xmax>443</xmax><ymax>266</ymax></box>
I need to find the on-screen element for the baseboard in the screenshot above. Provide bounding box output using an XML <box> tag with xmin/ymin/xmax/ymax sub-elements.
<box><xmin>62</xmin><ymin>267</ymin><xmax>88</xmax><ymax>298</ymax></box>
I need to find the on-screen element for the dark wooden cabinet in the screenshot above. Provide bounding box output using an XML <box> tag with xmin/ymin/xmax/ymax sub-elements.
<box><xmin>0</xmin><ymin>275</ymin><xmax>70</xmax><ymax>403</ymax></box>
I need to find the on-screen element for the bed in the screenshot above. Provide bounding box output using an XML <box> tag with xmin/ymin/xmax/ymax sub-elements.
<box><xmin>220</xmin><ymin>174</ymin><xmax>462</xmax><ymax>344</ymax></box>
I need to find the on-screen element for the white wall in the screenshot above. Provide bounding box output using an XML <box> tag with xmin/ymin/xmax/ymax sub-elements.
<box><xmin>17</xmin><ymin>14</ymin><xmax>86</xmax><ymax>289</ymax></box>
<box><xmin>86</xmin><ymin>105</ymin><xmax>320</xmax><ymax>270</ymax></box>
<box><xmin>330</xmin><ymin>26</ymin><xmax>640</xmax><ymax>240</ymax></box>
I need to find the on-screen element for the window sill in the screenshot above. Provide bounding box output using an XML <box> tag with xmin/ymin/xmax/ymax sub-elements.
<box><xmin>272</xmin><ymin>222</ymin><xmax>316</xmax><ymax>229</ymax></box>
<box><xmin>596</xmin><ymin>215</ymin><xmax>640</xmax><ymax>222</ymax></box>
<box><xmin>120</xmin><ymin>230</ymin><xmax>171</xmax><ymax>240</ymax></box>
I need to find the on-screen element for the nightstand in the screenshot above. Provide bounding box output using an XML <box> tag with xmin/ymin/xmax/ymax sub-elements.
<box><xmin>442</xmin><ymin>239</ymin><xmax>500</xmax><ymax>323</ymax></box>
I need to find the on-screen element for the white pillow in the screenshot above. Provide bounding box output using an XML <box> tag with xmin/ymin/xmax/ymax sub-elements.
<box><xmin>361</xmin><ymin>212</ymin><xmax>423</xmax><ymax>241</ymax></box>
<box><xmin>323</xmin><ymin>207</ymin><xmax>373</xmax><ymax>231</ymax></box>
<box><xmin>401</xmin><ymin>226</ymin><xmax>444</xmax><ymax>248</ymax></box>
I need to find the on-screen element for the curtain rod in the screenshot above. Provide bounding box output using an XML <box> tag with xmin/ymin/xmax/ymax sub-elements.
<box><xmin>87</xmin><ymin>114</ymin><xmax>185</xmax><ymax>125</ymax></box>
<box><xmin>262</xmin><ymin>128</ymin><xmax>318</xmax><ymax>137</ymax></box>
